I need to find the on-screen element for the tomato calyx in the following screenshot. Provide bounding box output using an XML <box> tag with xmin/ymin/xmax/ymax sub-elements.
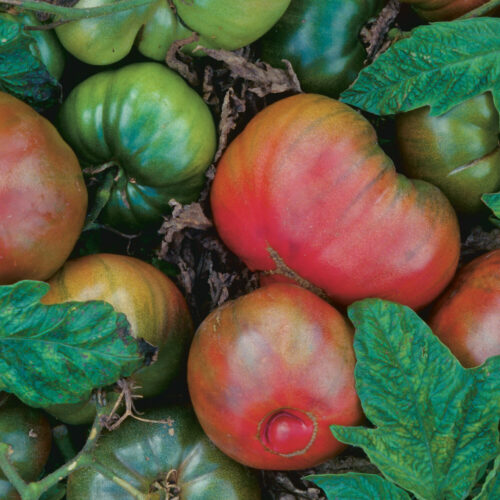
<box><xmin>258</xmin><ymin>408</ymin><xmax>318</xmax><ymax>457</ymax></box>
<box><xmin>150</xmin><ymin>468</ymin><xmax>180</xmax><ymax>498</ymax></box>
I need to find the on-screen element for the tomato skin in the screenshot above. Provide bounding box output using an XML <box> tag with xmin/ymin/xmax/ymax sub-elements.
<box><xmin>66</xmin><ymin>405</ymin><xmax>261</xmax><ymax>500</ymax></box>
<box><xmin>41</xmin><ymin>253</ymin><xmax>194</xmax><ymax>424</ymax></box>
<box><xmin>396</xmin><ymin>93</ymin><xmax>500</xmax><ymax>213</ymax></box>
<box><xmin>55</xmin><ymin>0</ymin><xmax>290</xmax><ymax>65</ymax></box>
<box><xmin>58</xmin><ymin>63</ymin><xmax>216</xmax><ymax>233</ymax></box>
<box><xmin>187</xmin><ymin>284</ymin><xmax>363</xmax><ymax>470</ymax></box>
<box><xmin>0</xmin><ymin>92</ymin><xmax>87</xmax><ymax>285</ymax></box>
<box><xmin>0</xmin><ymin>395</ymin><xmax>52</xmax><ymax>500</ymax></box>
<box><xmin>260</xmin><ymin>0</ymin><xmax>383</xmax><ymax>97</ymax></box>
<box><xmin>429</xmin><ymin>250</ymin><xmax>500</xmax><ymax>368</ymax></box>
<box><xmin>211</xmin><ymin>94</ymin><xmax>460</xmax><ymax>310</ymax></box>
<box><xmin>400</xmin><ymin>0</ymin><xmax>500</xmax><ymax>20</ymax></box>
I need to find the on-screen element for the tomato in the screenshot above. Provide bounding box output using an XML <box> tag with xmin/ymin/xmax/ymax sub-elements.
<box><xmin>400</xmin><ymin>0</ymin><xmax>500</xmax><ymax>21</ymax></box>
<box><xmin>396</xmin><ymin>93</ymin><xmax>500</xmax><ymax>213</ymax></box>
<box><xmin>0</xmin><ymin>395</ymin><xmax>52</xmax><ymax>500</ymax></box>
<box><xmin>55</xmin><ymin>0</ymin><xmax>290</xmax><ymax>65</ymax></box>
<box><xmin>58</xmin><ymin>62</ymin><xmax>216</xmax><ymax>233</ymax></box>
<box><xmin>0</xmin><ymin>13</ymin><xmax>65</xmax><ymax>80</ymax></box>
<box><xmin>41</xmin><ymin>253</ymin><xmax>194</xmax><ymax>424</ymax></box>
<box><xmin>260</xmin><ymin>0</ymin><xmax>383</xmax><ymax>97</ymax></box>
<box><xmin>187</xmin><ymin>283</ymin><xmax>362</xmax><ymax>470</ymax></box>
<box><xmin>429</xmin><ymin>250</ymin><xmax>500</xmax><ymax>368</ymax></box>
<box><xmin>0</xmin><ymin>91</ymin><xmax>87</xmax><ymax>285</ymax></box>
<box><xmin>66</xmin><ymin>405</ymin><xmax>261</xmax><ymax>499</ymax></box>
<box><xmin>211</xmin><ymin>94</ymin><xmax>460</xmax><ymax>310</ymax></box>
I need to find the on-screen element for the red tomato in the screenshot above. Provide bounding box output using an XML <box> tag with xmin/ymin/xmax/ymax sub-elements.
<box><xmin>429</xmin><ymin>250</ymin><xmax>500</xmax><ymax>367</ymax></box>
<box><xmin>400</xmin><ymin>0</ymin><xmax>499</xmax><ymax>21</ymax></box>
<box><xmin>187</xmin><ymin>283</ymin><xmax>363</xmax><ymax>470</ymax></box>
<box><xmin>0</xmin><ymin>92</ymin><xmax>87</xmax><ymax>284</ymax></box>
<box><xmin>211</xmin><ymin>94</ymin><xmax>460</xmax><ymax>310</ymax></box>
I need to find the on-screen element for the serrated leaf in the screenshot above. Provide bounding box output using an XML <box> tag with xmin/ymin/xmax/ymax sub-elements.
<box><xmin>305</xmin><ymin>472</ymin><xmax>411</xmax><ymax>500</ymax></box>
<box><xmin>331</xmin><ymin>299</ymin><xmax>500</xmax><ymax>500</ymax></box>
<box><xmin>0</xmin><ymin>16</ymin><xmax>61</xmax><ymax>110</ymax></box>
<box><xmin>482</xmin><ymin>193</ymin><xmax>500</xmax><ymax>227</ymax></box>
<box><xmin>340</xmin><ymin>18</ymin><xmax>500</xmax><ymax>116</ymax></box>
<box><xmin>0</xmin><ymin>281</ymin><xmax>153</xmax><ymax>408</ymax></box>
<box><xmin>474</xmin><ymin>455</ymin><xmax>500</xmax><ymax>500</ymax></box>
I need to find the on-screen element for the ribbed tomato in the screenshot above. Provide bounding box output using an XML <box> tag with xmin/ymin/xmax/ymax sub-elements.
<box><xmin>211</xmin><ymin>94</ymin><xmax>460</xmax><ymax>310</ymax></box>
<box><xmin>41</xmin><ymin>253</ymin><xmax>193</xmax><ymax>424</ymax></box>
<box><xmin>187</xmin><ymin>283</ymin><xmax>363</xmax><ymax>470</ymax></box>
<box><xmin>400</xmin><ymin>0</ymin><xmax>500</xmax><ymax>21</ymax></box>
<box><xmin>0</xmin><ymin>92</ymin><xmax>87</xmax><ymax>284</ymax></box>
<box><xmin>429</xmin><ymin>250</ymin><xmax>500</xmax><ymax>367</ymax></box>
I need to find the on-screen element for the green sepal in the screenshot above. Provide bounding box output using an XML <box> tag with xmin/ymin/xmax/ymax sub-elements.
<box><xmin>340</xmin><ymin>18</ymin><xmax>500</xmax><ymax>116</ymax></box>
<box><xmin>0</xmin><ymin>281</ymin><xmax>154</xmax><ymax>408</ymax></box>
<box><xmin>330</xmin><ymin>299</ymin><xmax>500</xmax><ymax>500</ymax></box>
<box><xmin>305</xmin><ymin>472</ymin><xmax>411</xmax><ymax>500</ymax></box>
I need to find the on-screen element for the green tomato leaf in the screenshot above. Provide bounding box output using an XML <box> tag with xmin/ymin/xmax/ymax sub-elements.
<box><xmin>331</xmin><ymin>299</ymin><xmax>500</xmax><ymax>500</ymax></box>
<box><xmin>305</xmin><ymin>472</ymin><xmax>411</xmax><ymax>500</ymax></box>
<box><xmin>482</xmin><ymin>193</ymin><xmax>500</xmax><ymax>227</ymax></box>
<box><xmin>0</xmin><ymin>16</ymin><xmax>61</xmax><ymax>110</ymax></box>
<box><xmin>340</xmin><ymin>18</ymin><xmax>500</xmax><ymax>116</ymax></box>
<box><xmin>474</xmin><ymin>455</ymin><xmax>500</xmax><ymax>500</ymax></box>
<box><xmin>0</xmin><ymin>281</ymin><xmax>154</xmax><ymax>408</ymax></box>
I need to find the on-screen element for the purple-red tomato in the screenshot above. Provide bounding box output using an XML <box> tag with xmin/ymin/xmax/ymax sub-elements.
<box><xmin>0</xmin><ymin>91</ymin><xmax>87</xmax><ymax>284</ymax></box>
<box><xmin>211</xmin><ymin>94</ymin><xmax>460</xmax><ymax>310</ymax></box>
<box><xmin>400</xmin><ymin>0</ymin><xmax>500</xmax><ymax>21</ymax></box>
<box><xmin>429</xmin><ymin>250</ymin><xmax>500</xmax><ymax>367</ymax></box>
<box><xmin>187</xmin><ymin>283</ymin><xmax>363</xmax><ymax>470</ymax></box>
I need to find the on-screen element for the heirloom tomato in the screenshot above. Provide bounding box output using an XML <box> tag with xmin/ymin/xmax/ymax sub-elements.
<box><xmin>397</xmin><ymin>93</ymin><xmax>500</xmax><ymax>213</ymax></box>
<box><xmin>211</xmin><ymin>94</ymin><xmax>460</xmax><ymax>310</ymax></box>
<box><xmin>0</xmin><ymin>395</ymin><xmax>52</xmax><ymax>500</ymax></box>
<box><xmin>429</xmin><ymin>250</ymin><xmax>500</xmax><ymax>368</ymax></box>
<box><xmin>58</xmin><ymin>63</ymin><xmax>216</xmax><ymax>233</ymax></box>
<box><xmin>400</xmin><ymin>0</ymin><xmax>500</xmax><ymax>20</ymax></box>
<box><xmin>42</xmin><ymin>253</ymin><xmax>193</xmax><ymax>424</ymax></box>
<box><xmin>0</xmin><ymin>91</ymin><xmax>87</xmax><ymax>285</ymax></box>
<box><xmin>66</xmin><ymin>405</ymin><xmax>261</xmax><ymax>500</ymax></box>
<box><xmin>260</xmin><ymin>0</ymin><xmax>383</xmax><ymax>97</ymax></box>
<box><xmin>188</xmin><ymin>284</ymin><xmax>363</xmax><ymax>470</ymax></box>
<box><xmin>55</xmin><ymin>0</ymin><xmax>290</xmax><ymax>65</ymax></box>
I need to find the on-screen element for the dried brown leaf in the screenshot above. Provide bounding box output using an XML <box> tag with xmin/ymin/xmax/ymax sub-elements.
<box><xmin>166</xmin><ymin>34</ymin><xmax>200</xmax><ymax>87</ymax></box>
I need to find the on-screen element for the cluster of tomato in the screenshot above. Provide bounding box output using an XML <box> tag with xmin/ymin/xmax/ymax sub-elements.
<box><xmin>0</xmin><ymin>0</ymin><xmax>499</xmax><ymax>498</ymax></box>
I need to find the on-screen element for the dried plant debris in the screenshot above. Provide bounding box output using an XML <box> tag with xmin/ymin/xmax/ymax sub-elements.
<box><xmin>165</xmin><ymin>34</ymin><xmax>200</xmax><ymax>87</ymax></box>
<box><xmin>462</xmin><ymin>226</ymin><xmax>500</xmax><ymax>260</ymax></box>
<box><xmin>361</xmin><ymin>0</ymin><xmax>401</xmax><ymax>62</ymax></box>
<box><xmin>262</xmin><ymin>455</ymin><xmax>379</xmax><ymax>500</ymax></box>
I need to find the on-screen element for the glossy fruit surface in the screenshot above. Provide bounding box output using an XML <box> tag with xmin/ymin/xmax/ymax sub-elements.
<box><xmin>429</xmin><ymin>250</ymin><xmax>500</xmax><ymax>368</ymax></box>
<box><xmin>400</xmin><ymin>0</ymin><xmax>500</xmax><ymax>21</ymax></box>
<box><xmin>55</xmin><ymin>0</ymin><xmax>290</xmax><ymax>65</ymax></box>
<box><xmin>66</xmin><ymin>405</ymin><xmax>261</xmax><ymax>500</ymax></box>
<box><xmin>396</xmin><ymin>93</ymin><xmax>500</xmax><ymax>213</ymax></box>
<box><xmin>188</xmin><ymin>284</ymin><xmax>363</xmax><ymax>470</ymax></box>
<box><xmin>211</xmin><ymin>93</ymin><xmax>460</xmax><ymax>310</ymax></box>
<box><xmin>0</xmin><ymin>395</ymin><xmax>52</xmax><ymax>500</ymax></box>
<box><xmin>260</xmin><ymin>0</ymin><xmax>383</xmax><ymax>97</ymax></box>
<box><xmin>0</xmin><ymin>91</ymin><xmax>87</xmax><ymax>285</ymax></box>
<box><xmin>58</xmin><ymin>63</ymin><xmax>216</xmax><ymax>232</ymax></box>
<box><xmin>42</xmin><ymin>253</ymin><xmax>193</xmax><ymax>423</ymax></box>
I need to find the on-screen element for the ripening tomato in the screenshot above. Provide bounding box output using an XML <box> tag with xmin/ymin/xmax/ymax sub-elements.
<box><xmin>188</xmin><ymin>284</ymin><xmax>363</xmax><ymax>470</ymax></box>
<box><xmin>400</xmin><ymin>0</ymin><xmax>500</xmax><ymax>21</ymax></box>
<box><xmin>42</xmin><ymin>253</ymin><xmax>193</xmax><ymax>424</ymax></box>
<box><xmin>0</xmin><ymin>91</ymin><xmax>87</xmax><ymax>285</ymax></box>
<box><xmin>429</xmin><ymin>250</ymin><xmax>500</xmax><ymax>367</ymax></box>
<box><xmin>211</xmin><ymin>94</ymin><xmax>460</xmax><ymax>310</ymax></box>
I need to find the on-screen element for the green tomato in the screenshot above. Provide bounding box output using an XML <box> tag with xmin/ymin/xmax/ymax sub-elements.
<box><xmin>259</xmin><ymin>0</ymin><xmax>383</xmax><ymax>97</ymax></box>
<box><xmin>55</xmin><ymin>0</ymin><xmax>290</xmax><ymax>65</ymax></box>
<box><xmin>66</xmin><ymin>406</ymin><xmax>261</xmax><ymax>500</ymax></box>
<box><xmin>0</xmin><ymin>395</ymin><xmax>52</xmax><ymax>500</ymax></box>
<box><xmin>396</xmin><ymin>93</ymin><xmax>500</xmax><ymax>213</ymax></box>
<box><xmin>0</xmin><ymin>13</ymin><xmax>65</xmax><ymax>80</ymax></box>
<box><xmin>58</xmin><ymin>62</ymin><xmax>216</xmax><ymax>232</ymax></box>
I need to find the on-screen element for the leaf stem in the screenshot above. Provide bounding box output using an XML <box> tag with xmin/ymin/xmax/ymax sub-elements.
<box><xmin>0</xmin><ymin>442</ymin><xmax>29</xmax><ymax>496</ymax></box>
<box><xmin>52</xmin><ymin>425</ymin><xmax>77</xmax><ymax>462</ymax></box>
<box><xmin>458</xmin><ymin>0</ymin><xmax>500</xmax><ymax>19</ymax></box>
<box><xmin>2</xmin><ymin>0</ymin><xmax>156</xmax><ymax>21</ymax></box>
